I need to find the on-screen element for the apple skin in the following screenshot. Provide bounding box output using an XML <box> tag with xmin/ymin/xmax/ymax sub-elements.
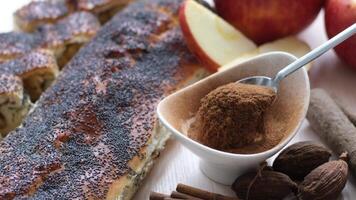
<box><xmin>214</xmin><ymin>0</ymin><xmax>325</xmax><ymax>44</ymax></box>
<box><xmin>325</xmin><ymin>0</ymin><xmax>356</xmax><ymax>69</ymax></box>
<box><xmin>179</xmin><ymin>1</ymin><xmax>219</xmax><ymax>71</ymax></box>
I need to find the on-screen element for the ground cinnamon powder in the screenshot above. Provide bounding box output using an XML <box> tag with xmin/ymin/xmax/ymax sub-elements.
<box><xmin>188</xmin><ymin>83</ymin><xmax>277</xmax><ymax>152</ymax></box>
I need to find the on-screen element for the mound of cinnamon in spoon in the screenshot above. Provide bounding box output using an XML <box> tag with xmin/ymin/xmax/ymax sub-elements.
<box><xmin>188</xmin><ymin>83</ymin><xmax>276</xmax><ymax>152</ymax></box>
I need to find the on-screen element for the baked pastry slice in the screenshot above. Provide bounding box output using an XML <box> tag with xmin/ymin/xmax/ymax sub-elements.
<box><xmin>69</xmin><ymin>0</ymin><xmax>133</xmax><ymax>23</ymax></box>
<box><xmin>14</xmin><ymin>0</ymin><xmax>132</xmax><ymax>33</ymax></box>
<box><xmin>0</xmin><ymin>50</ymin><xmax>59</xmax><ymax>101</ymax></box>
<box><xmin>36</xmin><ymin>11</ymin><xmax>101</xmax><ymax>67</ymax></box>
<box><xmin>14</xmin><ymin>1</ymin><xmax>71</xmax><ymax>32</ymax></box>
<box><xmin>0</xmin><ymin>12</ymin><xmax>98</xmax><ymax>133</ymax></box>
<box><xmin>1</xmin><ymin>12</ymin><xmax>100</xmax><ymax>68</ymax></box>
<box><xmin>0</xmin><ymin>32</ymin><xmax>39</xmax><ymax>63</ymax></box>
<box><xmin>0</xmin><ymin>74</ymin><xmax>31</xmax><ymax>136</ymax></box>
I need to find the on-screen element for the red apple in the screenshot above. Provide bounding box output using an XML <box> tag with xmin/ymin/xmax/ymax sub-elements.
<box><xmin>179</xmin><ymin>0</ymin><xmax>257</xmax><ymax>71</ymax></box>
<box><xmin>214</xmin><ymin>0</ymin><xmax>325</xmax><ymax>44</ymax></box>
<box><xmin>325</xmin><ymin>0</ymin><xmax>356</xmax><ymax>69</ymax></box>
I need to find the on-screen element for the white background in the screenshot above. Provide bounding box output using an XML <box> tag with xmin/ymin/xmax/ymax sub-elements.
<box><xmin>1</xmin><ymin>1</ymin><xmax>355</xmax><ymax>199</ymax></box>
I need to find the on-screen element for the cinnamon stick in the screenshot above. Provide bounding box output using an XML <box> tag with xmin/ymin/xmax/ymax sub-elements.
<box><xmin>150</xmin><ymin>192</ymin><xmax>170</xmax><ymax>200</ymax></box>
<box><xmin>307</xmin><ymin>88</ymin><xmax>356</xmax><ymax>178</ymax></box>
<box><xmin>336</xmin><ymin>100</ymin><xmax>356</xmax><ymax>126</ymax></box>
<box><xmin>171</xmin><ymin>191</ymin><xmax>203</xmax><ymax>199</ymax></box>
<box><xmin>176</xmin><ymin>184</ymin><xmax>239</xmax><ymax>200</ymax></box>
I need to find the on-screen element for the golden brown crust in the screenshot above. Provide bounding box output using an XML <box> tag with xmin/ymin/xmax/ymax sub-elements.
<box><xmin>14</xmin><ymin>1</ymin><xmax>70</xmax><ymax>32</ymax></box>
<box><xmin>14</xmin><ymin>0</ymin><xmax>132</xmax><ymax>33</ymax></box>
<box><xmin>0</xmin><ymin>32</ymin><xmax>40</xmax><ymax>63</ymax></box>
<box><xmin>39</xmin><ymin>11</ymin><xmax>101</xmax><ymax>67</ymax></box>
<box><xmin>0</xmin><ymin>74</ymin><xmax>31</xmax><ymax>136</ymax></box>
<box><xmin>0</xmin><ymin>50</ymin><xmax>59</xmax><ymax>101</ymax></box>
<box><xmin>0</xmin><ymin>50</ymin><xmax>58</xmax><ymax>78</ymax></box>
<box><xmin>1</xmin><ymin>11</ymin><xmax>100</xmax><ymax>66</ymax></box>
<box><xmin>0</xmin><ymin>0</ymin><xmax>202</xmax><ymax>199</ymax></box>
<box><xmin>36</xmin><ymin>11</ymin><xmax>101</xmax><ymax>54</ymax></box>
<box><xmin>0</xmin><ymin>42</ymin><xmax>59</xmax><ymax>134</ymax></box>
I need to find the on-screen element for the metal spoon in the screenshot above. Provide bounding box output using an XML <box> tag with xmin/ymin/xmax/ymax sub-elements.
<box><xmin>237</xmin><ymin>23</ymin><xmax>356</xmax><ymax>92</ymax></box>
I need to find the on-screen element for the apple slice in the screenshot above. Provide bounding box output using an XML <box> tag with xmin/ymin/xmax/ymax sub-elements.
<box><xmin>218</xmin><ymin>36</ymin><xmax>312</xmax><ymax>71</ymax></box>
<box><xmin>179</xmin><ymin>0</ymin><xmax>257</xmax><ymax>72</ymax></box>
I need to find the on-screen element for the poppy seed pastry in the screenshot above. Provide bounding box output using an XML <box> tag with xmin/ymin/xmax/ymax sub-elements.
<box><xmin>0</xmin><ymin>74</ymin><xmax>31</xmax><ymax>136</ymax></box>
<box><xmin>0</xmin><ymin>50</ymin><xmax>58</xmax><ymax>134</ymax></box>
<box><xmin>1</xmin><ymin>12</ymin><xmax>100</xmax><ymax>68</ymax></box>
<box><xmin>0</xmin><ymin>32</ymin><xmax>39</xmax><ymax>63</ymax></box>
<box><xmin>36</xmin><ymin>11</ymin><xmax>101</xmax><ymax>67</ymax></box>
<box><xmin>0</xmin><ymin>0</ymin><xmax>204</xmax><ymax>199</ymax></box>
<box><xmin>0</xmin><ymin>8</ymin><xmax>101</xmax><ymax>135</ymax></box>
<box><xmin>0</xmin><ymin>50</ymin><xmax>59</xmax><ymax>101</ymax></box>
<box><xmin>14</xmin><ymin>1</ymin><xmax>70</xmax><ymax>32</ymax></box>
<box><xmin>14</xmin><ymin>0</ymin><xmax>132</xmax><ymax>32</ymax></box>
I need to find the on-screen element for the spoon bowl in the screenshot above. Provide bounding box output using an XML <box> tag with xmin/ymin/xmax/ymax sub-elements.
<box><xmin>237</xmin><ymin>76</ymin><xmax>277</xmax><ymax>92</ymax></box>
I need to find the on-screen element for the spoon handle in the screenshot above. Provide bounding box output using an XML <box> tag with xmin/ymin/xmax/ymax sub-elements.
<box><xmin>274</xmin><ymin>23</ymin><xmax>356</xmax><ymax>83</ymax></box>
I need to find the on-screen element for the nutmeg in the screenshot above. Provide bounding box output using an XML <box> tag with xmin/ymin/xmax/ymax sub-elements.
<box><xmin>273</xmin><ymin>141</ymin><xmax>331</xmax><ymax>180</ymax></box>
<box><xmin>232</xmin><ymin>170</ymin><xmax>297</xmax><ymax>200</ymax></box>
<box><xmin>298</xmin><ymin>157</ymin><xmax>348</xmax><ymax>200</ymax></box>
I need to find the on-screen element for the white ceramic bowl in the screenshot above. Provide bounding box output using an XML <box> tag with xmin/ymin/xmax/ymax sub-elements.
<box><xmin>157</xmin><ymin>52</ymin><xmax>310</xmax><ymax>185</ymax></box>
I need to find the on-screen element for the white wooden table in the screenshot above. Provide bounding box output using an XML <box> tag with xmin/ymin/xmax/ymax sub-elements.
<box><xmin>1</xmin><ymin>1</ymin><xmax>355</xmax><ymax>199</ymax></box>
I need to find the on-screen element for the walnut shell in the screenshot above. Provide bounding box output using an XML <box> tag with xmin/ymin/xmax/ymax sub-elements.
<box><xmin>298</xmin><ymin>159</ymin><xmax>348</xmax><ymax>200</ymax></box>
<box><xmin>232</xmin><ymin>170</ymin><xmax>297</xmax><ymax>200</ymax></box>
<box><xmin>273</xmin><ymin>141</ymin><xmax>331</xmax><ymax>180</ymax></box>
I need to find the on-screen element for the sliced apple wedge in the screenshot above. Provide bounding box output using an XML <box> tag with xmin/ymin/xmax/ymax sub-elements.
<box><xmin>179</xmin><ymin>0</ymin><xmax>311</xmax><ymax>72</ymax></box>
<box><xmin>179</xmin><ymin>0</ymin><xmax>257</xmax><ymax>72</ymax></box>
<box><xmin>219</xmin><ymin>36</ymin><xmax>312</xmax><ymax>71</ymax></box>
<box><xmin>259</xmin><ymin>37</ymin><xmax>311</xmax><ymax>61</ymax></box>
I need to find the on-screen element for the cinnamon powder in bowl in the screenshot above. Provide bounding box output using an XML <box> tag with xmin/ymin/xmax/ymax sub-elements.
<box><xmin>188</xmin><ymin>82</ymin><xmax>279</xmax><ymax>154</ymax></box>
<box><xmin>188</xmin><ymin>83</ymin><xmax>276</xmax><ymax>152</ymax></box>
<box><xmin>157</xmin><ymin>52</ymin><xmax>309</xmax><ymax>156</ymax></box>
<box><xmin>157</xmin><ymin>52</ymin><xmax>310</xmax><ymax>184</ymax></box>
